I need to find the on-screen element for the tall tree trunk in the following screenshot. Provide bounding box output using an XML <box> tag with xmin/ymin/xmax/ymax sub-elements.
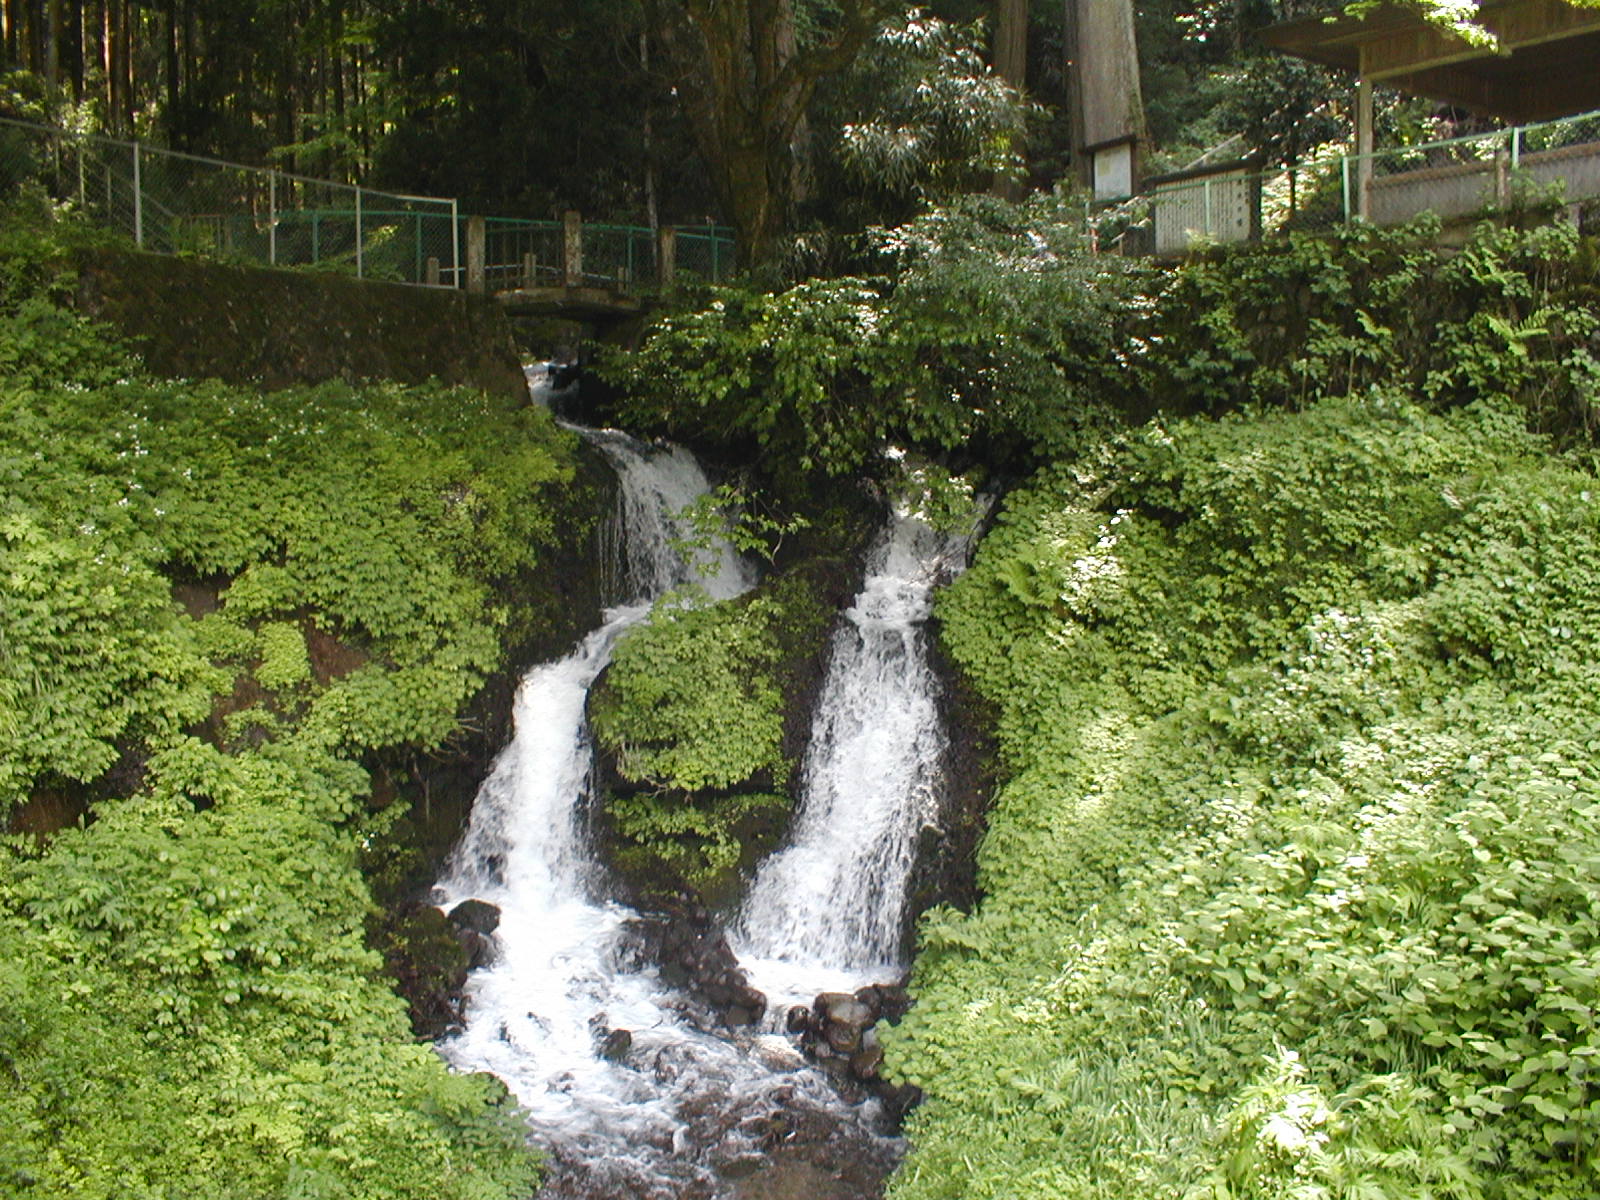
<box><xmin>163</xmin><ymin>0</ymin><xmax>178</xmax><ymax>135</ymax></box>
<box><xmin>44</xmin><ymin>0</ymin><xmax>59</xmax><ymax>97</ymax></box>
<box><xmin>66</xmin><ymin>0</ymin><xmax>83</xmax><ymax>98</ymax></box>
<box><xmin>641</xmin><ymin>29</ymin><xmax>658</xmax><ymax>237</ymax></box>
<box><xmin>1065</xmin><ymin>0</ymin><xmax>1144</xmax><ymax>194</ymax></box>
<box><xmin>993</xmin><ymin>0</ymin><xmax>1027</xmax><ymax>197</ymax></box>
<box><xmin>104</xmin><ymin>0</ymin><xmax>119</xmax><ymax>130</ymax></box>
<box><xmin>647</xmin><ymin>0</ymin><xmax>894</xmax><ymax>270</ymax></box>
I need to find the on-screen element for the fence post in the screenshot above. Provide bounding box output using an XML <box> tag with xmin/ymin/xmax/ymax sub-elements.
<box><xmin>564</xmin><ymin>211</ymin><xmax>583</xmax><ymax>287</ymax></box>
<box><xmin>657</xmin><ymin>227</ymin><xmax>676</xmax><ymax>293</ymax></box>
<box><xmin>710</xmin><ymin>223</ymin><xmax>720</xmax><ymax>280</ymax></box>
<box><xmin>466</xmin><ymin>215</ymin><xmax>487</xmax><ymax>295</ymax></box>
<box><xmin>132</xmin><ymin>141</ymin><xmax>143</xmax><ymax>248</ymax></box>
<box><xmin>451</xmin><ymin>199</ymin><xmax>461</xmax><ymax>289</ymax></box>
<box><xmin>1355</xmin><ymin>79</ymin><xmax>1374</xmax><ymax>221</ymax></box>
<box><xmin>1341</xmin><ymin>155</ymin><xmax>1352</xmax><ymax>223</ymax></box>
<box><xmin>1511</xmin><ymin>126</ymin><xmax>1522</xmax><ymax>171</ymax></box>
<box><xmin>269</xmin><ymin>172</ymin><xmax>278</xmax><ymax>266</ymax></box>
<box><xmin>522</xmin><ymin>252</ymin><xmax>537</xmax><ymax>287</ymax></box>
<box><xmin>426</xmin><ymin>256</ymin><xmax>441</xmax><ymax>286</ymax></box>
<box><xmin>355</xmin><ymin>186</ymin><xmax>364</xmax><ymax>278</ymax></box>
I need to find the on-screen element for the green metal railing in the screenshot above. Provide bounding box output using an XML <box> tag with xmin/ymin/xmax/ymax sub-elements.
<box><xmin>0</xmin><ymin>115</ymin><xmax>738</xmax><ymax>292</ymax></box>
<box><xmin>478</xmin><ymin>217</ymin><xmax>735</xmax><ymax>290</ymax></box>
<box><xmin>1104</xmin><ymin>107</ymin><xmax>1600</xmax><ymax>257</ymax></box>
<box><xmin>0</xmin><ymin>115</ymin><xmax>460</xmax><ymax>284</ymax></box>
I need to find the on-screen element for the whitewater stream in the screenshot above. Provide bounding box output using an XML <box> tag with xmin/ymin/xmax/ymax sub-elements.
<box><xmin>734</xmin><ymin>509</ymin><xmax>974</xmax><ymax>1010</ymax></box>
<box><xmin>434</xmin><ymin>425</ymin><xmax>971</xmax><ymax>1198</ymax></box>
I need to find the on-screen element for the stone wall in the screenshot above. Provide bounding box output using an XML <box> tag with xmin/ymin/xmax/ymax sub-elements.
<box><xmin>70</xmin><ymin>245</ymin><xmax>527</xmax><ymax>402</ymax></box>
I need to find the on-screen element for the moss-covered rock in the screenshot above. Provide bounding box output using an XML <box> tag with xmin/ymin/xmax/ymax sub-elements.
<box><xmin>587</xmin><ymin>568</ymin><xmax>832</xmax><ymax>908</ymax></box>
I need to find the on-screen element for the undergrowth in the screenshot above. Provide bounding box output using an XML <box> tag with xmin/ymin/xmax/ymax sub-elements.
<box><xmin>591</xmin><ymin>574</ymin><xmax>832</xmax><ymax>893</ymax></box>
<box><xmin>885</xmin><ymin>218</ymin><xmax>1600</xmax><ymax>1198</ymax></box>
<box><xmin>0</xmin><ymin>206</ymin><xmax>563</xmax><ymax>1198</ymax></box>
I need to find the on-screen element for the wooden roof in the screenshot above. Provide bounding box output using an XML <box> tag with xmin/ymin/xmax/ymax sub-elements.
<box><xmin>1259</xmin><ymin>0</ymin><xmax>1600</xmax><ymax>122</ymax></box>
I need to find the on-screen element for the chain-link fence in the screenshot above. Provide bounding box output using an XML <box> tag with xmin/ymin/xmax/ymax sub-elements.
<box><xmin>0</xmin><ymin>116</ymin><xmax>460</xmax><ymax>285</ymax></box>
<box><xmin>1098</xmin><ymin>107</ymin><xmax>1600</xmax><ymax>258</ymax></box>
<box><xmin>673</xmin><ymin>226</ymin><xmax>736</xmax><ymax>283</ymax></box>
<box><xmin>0</xmin><ymin>117</ymin><xmax>736</xmax><ymax>295</ymax></box>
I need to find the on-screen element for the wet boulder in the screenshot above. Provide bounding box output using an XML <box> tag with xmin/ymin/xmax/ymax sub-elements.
<box><xmin>598</xmin><ymin>1027</ymin><xmax>633</xmax><ymax>1062</ymax></box>
<box><xmin>618</xmin><ymin>903</ymin><xmax>767</xmax><ymax>1030</ymax></box>
<box><xmin>447</xmin><ymin>898</ymin><xmax>501</xmax><ymax>935</ymax></box>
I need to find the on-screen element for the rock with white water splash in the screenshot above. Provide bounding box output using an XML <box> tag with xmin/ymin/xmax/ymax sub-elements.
<box><xmin>618</xmin><ymin>906</ymin><xmax>768</xmax><ymax>1031</ymax></box>
<box><xmin>447</xmin><ymin>898</ymin><xmax>501</xmax><ymax>935</ymax></box>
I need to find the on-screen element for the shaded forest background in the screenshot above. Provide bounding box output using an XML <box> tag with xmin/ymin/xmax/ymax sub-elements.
<box><xmin>0</xmin><ymin>1</ymin><xmax>1358</xmax><ymax>265</ymax></box>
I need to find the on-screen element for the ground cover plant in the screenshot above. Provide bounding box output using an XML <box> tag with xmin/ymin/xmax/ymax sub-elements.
<box><xmin>880</xmin><ymin>223</ymin><xmax>1600</xmax><ymax>1199</ymax></box>
<box><xmin>0</xmin><ymin>209</ymin><xmax>564</xmax><ymax>1198</ymax></box>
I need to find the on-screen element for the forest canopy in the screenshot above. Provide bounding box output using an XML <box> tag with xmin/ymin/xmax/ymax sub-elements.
<box><xmin>7</xmin><ymin>0</ymin><xmax>1572</xmax><ymax>269</ymax></box>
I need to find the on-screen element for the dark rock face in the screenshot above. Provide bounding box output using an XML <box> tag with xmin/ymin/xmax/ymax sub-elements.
<box><xmin>596</xmin><ymin>1026</ymin><xmax>633</xmax><ymax>1062</ymax></box>
<box><xmin>446</xmin><ymin>899</ymin><xmax>502</xmax><ymax>970</ymax></box>
<box><xmin>367</xmin><ymin>901</ymin><xmax>470</xmax><ymax>1040</ymax></box>
<box><xmin>618</xmin><ymin>904</ymin><xmax>767</xmax><ymax>1032</ymax></box>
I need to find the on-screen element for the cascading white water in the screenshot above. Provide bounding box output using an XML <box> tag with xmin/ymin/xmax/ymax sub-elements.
<box><xmin>433</xmin><ymin>431</ymin><xmax>896</xmax><ymax>1198</ymax></box>
<box><xmin>734</xmin><ymin>506</ymin><xmax>974</xmax><ymax>1008</ymax></box>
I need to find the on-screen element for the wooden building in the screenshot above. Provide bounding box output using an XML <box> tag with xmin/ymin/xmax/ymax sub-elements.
<box><xmin>1261</xmin><ymin>1</ymin><xmax>1600</xmax><ymax>221</ymax></box>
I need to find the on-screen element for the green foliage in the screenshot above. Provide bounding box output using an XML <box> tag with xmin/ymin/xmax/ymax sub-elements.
<box><xmin>609</xmin><ymin>791</ymin><xmax>789</xmax><ymax>888</ymax></box>
<box><xmin>827</xmin><ymin>10</ymin><xmax>1032</xmax><ymax>209</ymax></box>
<box><xmin>610</xmin><ymin>192</ymin><xmax>1141</xmax><ymax>481</ymax></box>
<box><xmin>593</xmin><ymin>590</ymin><xmax>796</xmax><ymax>794</ymax></box>
<box><xmin>886</xmin><ymin>393</ymin><xmax>1600</xmax><ymax>1200</ymax></box>
<box><xmin>592</xmin><ymin>571</ymin><xmax>833</xmax><ymax>897</ymax></box>
<box><xmin>1</xmin><ymin>793</ymin><xmax>541</xmax><ymax>1200</ymax></box>
<box><xmin>1134</xmin><ymin>218</ymin><xmax>1600</xmax><ymax>438</ymax></box>
<box><xmin>0</xmin><ymin>511</ymin><xmax>218</xmax><ymax>804</ymax></box>
<box><xmin>0</xmin><ymin>238</ymin><xmax>569</xmax><ymax>1196</ymax></box>
<box><xmin>673</xmin><ymin>483</ymin><xmax>813</xmax><ymax>565</ymax></box>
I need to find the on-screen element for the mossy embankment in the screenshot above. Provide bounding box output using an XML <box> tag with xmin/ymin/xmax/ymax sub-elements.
<box><xmin>0</xmin><ymin>210</ymin><xmax>621</xmax><ymax>1198</ymax></box>
<box><xmin>587</xmin><ymin>488</ymin><xmax>879</xmax><ymax>912</ymax></box>
<box><xmin>69</xmin><ymin>242</ymin><xmax>528</xmax><ymax>401</ymax></box>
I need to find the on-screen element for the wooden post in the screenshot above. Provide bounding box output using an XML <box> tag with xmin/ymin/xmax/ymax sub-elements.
<box><xmin>1355</xmin><ymin>78</ymin><xmax>1374</xmax><ymax>221</ymax></box>
<box><xmin>522</xmin><ymin>251</ymin><xmax>537</xmax><ymax>288</ymax></box>
<box><xmin>466</xmin><ymin>216</ymin><xmax>486</xmax><ymax>295</ymax></box>
<box><xmin>657</xmin><ymin>226</ymin><xmax>677</xmax><ymax>293</ymax></box>
<box><xmin>563</xmin><ymin>210</ymin><xmax>583</xmax><ymax>288</ymax></box>
<box><xmin>425</xmin><ymin>256</ymin><xmax>441</xmax><ymax>286</ymax></box>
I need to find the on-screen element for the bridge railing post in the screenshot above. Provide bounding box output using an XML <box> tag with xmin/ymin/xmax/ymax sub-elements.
<box><xmin>466</xmin><ymin>215</ymin><xmax>487</xmax><ymax>295</ymax></box>
<box><xmin>564</xmin><ymin>210</ymin><xmax>583</xmax><ymax>288</ymax></box>
<box><xmin>657</xmin><ymin>226</ymin><xmax>676</xmax><ymax>293</ymax></box>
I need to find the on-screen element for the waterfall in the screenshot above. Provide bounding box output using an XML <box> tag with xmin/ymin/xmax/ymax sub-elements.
<box><xmin>734</xmin><ymin>506</ymin><xmax>974</xmax><ymax>1008</ymax></box>
<box><xmin>432</xmin><ymin>431</ymin><xmax>894</xmax><ymax>1198</ymax></box>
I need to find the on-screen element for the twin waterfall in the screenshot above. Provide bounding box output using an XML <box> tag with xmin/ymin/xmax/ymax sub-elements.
<box><xmin>434</xmin><ymin>427</ymin><xmax>970</xmax><ymax>1197</ymax></box>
